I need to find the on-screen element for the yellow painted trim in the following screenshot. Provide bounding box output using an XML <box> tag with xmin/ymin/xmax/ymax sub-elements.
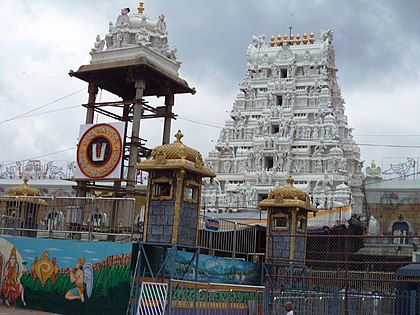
<box><xmin>307</xmin><ymin>205</ymin><xmax>351</xmax><ymax>218</ymax></box>
<box><xmin>172</xmin><ymin>170</ymin><xmax>185</xmax><ymax>243</ymax></box>
<box><xmin>195</xmin><ymin>179</ymin><xmax>202</xmax><ymax>246</ymax></box>
<box><xmin>290</xmin><ymin>208</ymin><xmax>297</xmax><ymax>262</ymax></box>
<box><xmin>142</xmin><ymin>173</ymin><xmax>153</xmax><ymax>242</ymax></box>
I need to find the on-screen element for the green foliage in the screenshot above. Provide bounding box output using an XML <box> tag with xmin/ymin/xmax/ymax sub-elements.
<box><xmin>20</xmin><ymin>265</ymin><xmax>131</xmax><ymax>315</ymax></box>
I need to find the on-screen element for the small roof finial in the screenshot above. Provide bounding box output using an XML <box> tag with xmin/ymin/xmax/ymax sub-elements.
<box><xmin>138</xmin><ymin>1</ymin><xmax>144</xmax><ymax>14</ymax></box>
<box><xmin>287</xmin><ymin>176</ymin><xmax>294</xmax><ymax>186</ymax></box>
<box><xmin>174</xmin><ymin>130</ymin><xmax>184</xmax><ymax>143</ymax></box>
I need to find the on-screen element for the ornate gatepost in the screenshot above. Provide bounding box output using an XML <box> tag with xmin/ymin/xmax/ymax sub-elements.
<box><xmin>137</xmin><ymin>130</ymin><xmax>215</xmax><ymax>246</ymax></box>
<box><xmin>131</xmin><ymin>131</ymin><xmax>215</xmax><ymax>314</ymax></box>
<box><xmin>259</xmin><ymin>176</ymin><xmax>316</xmax><ymax>312</ymax></box>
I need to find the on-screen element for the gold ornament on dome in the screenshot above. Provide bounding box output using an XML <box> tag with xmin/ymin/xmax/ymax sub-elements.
<box><xmin>259</xmin><ymin>176</ymin><xmax>316</xmax><ymax>212</ymax></box>
<box><xmin>7</xmin><ymin>178</ymin><xmax>40</xmax><ymax>196</ymax></box>
<box><xmin>137</xmin><ymin>130</ymin><xmax>215</xmax><ymax>177</ymax></box>
<box><xmin>155</xmin><ymin>151</ymin><xmax>167</xmax><ymax>165</ymax></box>
<box><xmin>195</xmin><ymin>156</ymin><xmax>204</xmax><ymax>169</ymax></box>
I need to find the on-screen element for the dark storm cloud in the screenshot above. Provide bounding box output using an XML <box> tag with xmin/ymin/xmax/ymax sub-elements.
<box><xmin>1</xmin><ymin>0</ymin><xmax>420</xmax><ymax>167</ymax></box>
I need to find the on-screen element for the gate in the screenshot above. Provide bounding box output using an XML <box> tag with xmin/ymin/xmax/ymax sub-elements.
<box><xmin>137</xmin><ymin>282</ymin><xmax>168</xmax><ymax>315</ymax></box>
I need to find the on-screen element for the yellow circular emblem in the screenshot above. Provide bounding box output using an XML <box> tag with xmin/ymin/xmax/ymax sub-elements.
<box><xmin>77</xmin><ymin>124</ymin><xmax>122</xmax><ymax>178</ymax></box>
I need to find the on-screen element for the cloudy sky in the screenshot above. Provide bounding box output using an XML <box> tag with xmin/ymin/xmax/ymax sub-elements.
<box><xmin>1</xmin><ymin>0</ymin><xmax>420</xmax><ymax>174</ymax></box>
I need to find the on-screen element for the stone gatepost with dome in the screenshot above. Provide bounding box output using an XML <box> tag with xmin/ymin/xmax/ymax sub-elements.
<box><xmin>137</xmin><ymin>130</ymin><xmax>215</xmax><ymax>246</ymax></box>
<box><xmin>259</xmin><ymin>176</ymin><xmax>316</xmax><ymax>291</ymax></box>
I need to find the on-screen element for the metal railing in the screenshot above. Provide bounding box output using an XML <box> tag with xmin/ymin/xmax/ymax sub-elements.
<box><xmin>168</xmin><ymin>279</ymin><xmax>265</xmax><ymax>315</ymax></box>
<box><xmin>0</xmin><ymin>196</ymin><xmax>144</xmax><ymax>241</ymax></box>
<box><xmin>197</xmin><ymin>216</ymin><xmax>258</xmax><ymax>259</ymax></box>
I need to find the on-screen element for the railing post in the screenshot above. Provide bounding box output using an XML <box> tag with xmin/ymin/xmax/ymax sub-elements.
<box><xmin>410</xmin><ymin>290</ymin><xmax>416</xmax><ymax>315</ymax></box>
<box><xmin>232</xmin><ymin>222</ymin><xmax>237</xmax><ymax>258</ymax></box>
<box><xmin>332</xmin><ymin>287</ymin><xmax>339</xmax><ymax>315</ymax></box>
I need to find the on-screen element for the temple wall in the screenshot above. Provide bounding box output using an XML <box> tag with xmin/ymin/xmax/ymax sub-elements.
<box><xmin>0</xmin><ymin>236</ymin><xmax>132</xmax><ymax>315</ymax></box>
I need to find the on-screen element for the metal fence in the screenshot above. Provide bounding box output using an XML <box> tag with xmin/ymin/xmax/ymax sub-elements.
<box><xmin>197</xmin><ymin>216</ymin><xmax>258</xmax><ymax>259</ymax></box>
<box><xmin>0</xmin><ymin>196</ymin><xmax>143</xmax><ymax>241</ymax></box>
<box><xmin>264</xmin><ymin>229</ymin><xmax>420</xmax><ymax>315</ymax></box>
<box><xmin>168</xmin><ymin>280</ymin><xmax>265</xmax><ymax>315</ymax></box>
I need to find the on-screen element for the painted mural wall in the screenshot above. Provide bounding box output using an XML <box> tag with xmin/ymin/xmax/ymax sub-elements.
<box><xmin>0</xmin><ymin>236</ymin><xmax>132</xmax><ymax>315</ymax></box>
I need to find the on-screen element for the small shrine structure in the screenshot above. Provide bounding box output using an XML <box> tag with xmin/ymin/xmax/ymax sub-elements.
<box><xmin>259</xmin><ymin>176</ymin><xmax>316</xmax><ymax>294</ymax></box>
<box><xmin>137</xmin><ymin>130</ymin><xmax>215</xmax><ymax>246</ymax></box>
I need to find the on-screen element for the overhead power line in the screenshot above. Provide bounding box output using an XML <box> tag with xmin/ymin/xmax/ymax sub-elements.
<box><xmin>0</xmin><ymin>147</ymin><xmax>76</xmax><ymax>167</ymax></box>
<box><xmin>0</xmin><ymin>88</ymin><xmax>86</xmax><ymax>125</ymax></box>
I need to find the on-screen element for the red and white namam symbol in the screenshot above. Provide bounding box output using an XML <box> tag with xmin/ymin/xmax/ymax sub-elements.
<box><xmin>77</xmin><ymin>124</ymin><xmax>122</xmax><ymax>178</ymax></box>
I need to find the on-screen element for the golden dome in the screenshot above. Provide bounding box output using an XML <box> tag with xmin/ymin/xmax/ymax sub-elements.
<box><xmin>269</xmin><ymin>176</ymin><xmax>307</xmax><ymax>201</ymax></box>
<box><xmin>150</xmin><ymin>130</ymin><xmax>203</xmax><ymax>164</ymax></box>
<box><xmin>7</xmin><ymin>178</ymin><xmax>41</xmax><ymax>196</ymax></box>
<box><xmin>259</xmin><ymin>176</ymin><xmax>316</xmax><ymax>212</ymax></box>
<box><xmin>137</xmin><ymin>130</ymin><xmax>215</xmax><ymax>177</ymax></box>
<box><xmin>2</xmin><ymin>178</ymin><xmax>47</xmax><ymax>206</ymax></box>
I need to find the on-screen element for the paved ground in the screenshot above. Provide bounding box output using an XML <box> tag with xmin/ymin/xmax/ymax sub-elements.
<box><xmin>0</xmin><ymin>306</ymin><xmax>58</xmax><ymax>315</ymax></box>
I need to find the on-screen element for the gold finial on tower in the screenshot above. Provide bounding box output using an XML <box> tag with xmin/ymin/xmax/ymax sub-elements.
<box><xmin>287</xmin><ymin>176</ymin><xmax>294</xmax><ymax>186</ymax></box>
<box><xmin>290</xmin><ymin>34</ymin><xmax>295</xmax><ymax>45</ymax></box>
<box><xmin>276</xmin><ymin>34</ymin><xmax>281</xmax><ymax>47</ymax></box>
<box><xmin>174</xmin><ymin>130</ymin><xmax>184</xmax><ymax>143</ymax></box>
<box><xmin>138</xmin><ymin>1</ymin><xmax>144</xmax><ymax>14</ymax></box>
<box><xmin>303</xmin><ymin>32</ymin><xmax>308</xmax><ymax>45</ymax></box>
<box><xmin>296</xmin><ymin>34</ymin><xmax>301</xmax><ymax>45</ymax></box>
<box><xmin>309</xmin><ymin>32</ymin><xmax>314</xmax><ymax>44</ymax></box>
<box><xmin>270</xmin><ymin>35</ymin><xmax>275</xmax><ymax>47</ymax></box>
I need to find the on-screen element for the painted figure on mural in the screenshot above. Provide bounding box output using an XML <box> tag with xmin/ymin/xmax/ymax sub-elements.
<box><xmin>65</xmin><ymin>257</ymin><xmax>86</xmax><ymax>302</ymax></box>
<box><xmin>65</xmin><ymin>257</ymin><xmax>94</xmax><ymax>303</ymax></box>
<box><xmin>1</xmin><ymin>247</ymin><xmax>26</xmax><ymax>307</ymax></box>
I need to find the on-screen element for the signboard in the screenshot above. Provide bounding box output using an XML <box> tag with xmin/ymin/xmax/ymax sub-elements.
<box><xmin>75</xmin><ymin>122</ymin><xmax>124</xmax><ymax>179</ymax></box>
<box><xmin>204</xmin><ymin>217</ymin><xmax>220</xmax><ymax>232</ymax></box>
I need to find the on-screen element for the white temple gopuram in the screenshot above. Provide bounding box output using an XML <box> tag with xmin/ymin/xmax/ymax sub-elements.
<box><xmin>202</xmin><ymin>30</ymin><xmax>364</xmax><ymax>223</ymax></box>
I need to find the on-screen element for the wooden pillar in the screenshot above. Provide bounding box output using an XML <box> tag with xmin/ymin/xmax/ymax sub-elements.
<box><xmin>127</xmin><ymin>80</ymin><xmax>145</xmax><ymax>194</ymax></box>
<box><xmin>162</xmin><ymin>93</ymin><xmax>174</xmax><ymax>144</ymax></box>
<box><xmin>77</xmin><ymin>83</ymin><xmax>98</xmax><ymax>197</ymax></box>
<box><xmin>85</xmin><ymin>83</ymin><xmax>98</xmax><ymax>124</ymax></box>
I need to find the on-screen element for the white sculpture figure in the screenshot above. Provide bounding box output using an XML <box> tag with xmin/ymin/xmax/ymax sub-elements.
<box><xmin>91</xmin><ymin>35</ymin><xmax>105</xmax><ymax>52</ymax></box>
<box><xmin>116</xmin><ymin>32</ymin><xmax>123</xmax><ymax>48</ymax></box>
<box><xmin>116</xmin><ymin>7</ymin><xmax>130</xmax><ymax>27</ymax></box>
<box><xmin>314</xmin><ymin>172</ymin><xmax>332</xmax><ymax>193</ymax></box>
<box><xmin>312</xmin><ymin>140</ymin><xmax>327</xmax><ymax>157</ymax></box>
<box><xmin>157</xmin><ymin>14</ymin><xmax>167</xmax><ymax>34</ymax></box>
<box><xmin>169</xmin><ymin>47</ymin><xmax>179</xmax><ymax>62</ymax></box>
<box><xmin>366</xmin><ymin>160</ymin><xmax>382</xmax><ymax>178</ymax></box>
<box><xmin>135</xmin><ymin>27</ymin><xmax>150</xmax><ymax>46</ymax></box>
